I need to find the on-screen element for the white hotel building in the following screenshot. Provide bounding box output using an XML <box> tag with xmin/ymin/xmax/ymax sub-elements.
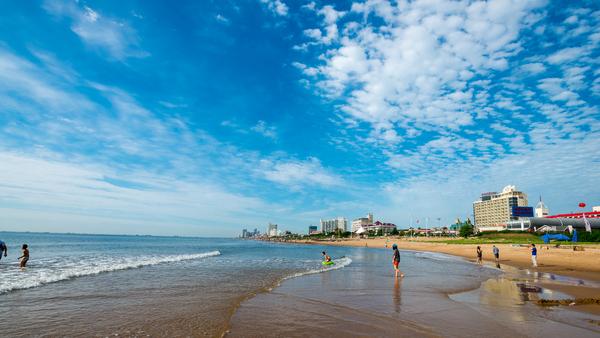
<box><xmin>320</xmin><ymin>217</ymin><xmax>347</xmax><ymax>233</ymax></box>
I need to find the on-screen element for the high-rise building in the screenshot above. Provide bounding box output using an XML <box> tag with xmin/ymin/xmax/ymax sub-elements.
<box><xmin>320</xmin><ymin>217</ymin><xmax>347</xmax><ymax>233</ymax></box>
<box><xmin>242</xmin><ymin>229</ymin><xmax>248</xmax><ymax>238</ymax></box>
<box><xmin>267</xmin><ymin>223</ymin><xmax>278</xmax><ymax>237</ymax></box>
<box><xmin>308</xmin><ymin>225</ymin><xmax>318</xmax><ymax>234</ymax></box>
<box><xmin>352</xmin><ymin>213</ymin><xmax>373</xmax><ymax>232</ymax></box>
<box><xmin>535</xmin><ymin>196</ymin><xmax>549</xmax><ymax>217</ymax></box>
<box><xmin>473</xmin><ymin>185</ymin><xmax>528</xmax><ymax>231</ymax></box>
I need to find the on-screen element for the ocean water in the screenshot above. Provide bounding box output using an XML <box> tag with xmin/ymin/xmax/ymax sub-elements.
<box><xmin>0</xmin><ymin>232</ymin><xmax>352</xmax><ymax>337</ymax></box>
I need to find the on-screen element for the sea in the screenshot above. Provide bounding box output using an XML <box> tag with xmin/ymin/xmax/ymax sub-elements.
<box><xmin>0</xmin><ymin>232</ymin><xmax>352</xmax><ymax>337</ymax></box>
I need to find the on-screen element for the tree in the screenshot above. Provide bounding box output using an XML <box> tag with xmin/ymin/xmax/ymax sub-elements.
<box><xmin>459</xmin><ymin>224</ymin><xmax>474</xmax><ymax>238</ymax></box>
<box><xmin>390</xmin><ymin>228</ymin><xmax>399</xmax><ymax>236</ymax></box>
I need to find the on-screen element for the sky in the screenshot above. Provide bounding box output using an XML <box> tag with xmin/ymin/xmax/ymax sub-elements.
<box><xmin>0</xmin><ymin>0</ymin><xmax>599</xmax><ymax>236</ymax></box>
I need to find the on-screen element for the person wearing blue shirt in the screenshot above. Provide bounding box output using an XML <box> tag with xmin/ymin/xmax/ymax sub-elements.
<box><xmin>0</xmin><ymin>240</ymin><xmax>7</xmax><ymax>260</ymax></box>
<box><xmin>531</xmin><ymin>244</ymin><xmax>538</xmax><ymax>267</ymax></box>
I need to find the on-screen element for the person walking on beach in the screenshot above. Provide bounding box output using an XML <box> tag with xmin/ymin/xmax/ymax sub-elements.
<box><xmin>531</xmin><ymin>244</ymin><xmax>538</xmax><ymax>267</ymax></box>
<box><xmin>0</xmin><ymin>240</ymin><xmax>7</xmax><ymax>261</ymax></box>
<box><xmin>492</xmin><ymin>245</ymin><xmax>499</xmax><ymax>264</ymax></box>
<box><xmin>476</xmin><ymin>246</ymin><xmax>482</xmax><ymax>265</ymax></box>
<box><xmin>18</xmin><ymin>244</ymin><xmax>29</xmax><ymax>269</ymax></box>
<box><xmin>392</xmin><ymin>244</ymin><xmax>404</xmax><ymax>278</ymax></box>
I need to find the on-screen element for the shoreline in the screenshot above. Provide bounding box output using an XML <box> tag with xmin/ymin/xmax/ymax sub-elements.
<box><xmin>285</xmin><ymin>237</ymin><xmax>600</xmax><ymax>316</ymax></box>
<box><xmin>228</xmin><ymin>240</ymin><xmax>600</xmax><ymax>337</ymax></box>
<box><xmin>287</xmin><ymin>237</ymin><xmax>600</xmax><ymax>282</ymax></box>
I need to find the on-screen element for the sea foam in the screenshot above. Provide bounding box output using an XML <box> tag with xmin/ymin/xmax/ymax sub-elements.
<box><xmin>0</xmin><ymin>251</ymin><xmax>220</xmax><ymax>294</ymax></box>
<box><xmin>282</xmin><ymin>256</ymin><xmax>353</xmax><ymax>281</ymax></box>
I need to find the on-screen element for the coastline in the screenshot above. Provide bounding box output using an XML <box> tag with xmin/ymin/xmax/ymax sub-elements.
<box><xmin>286</xmin><ymin>237</ymin><xmax>600</xmax><ymax>316</ymax></box>
<box><xmin>288</xmin><ymin>237</ymin><xmax>600</xmax><ymax>282</ymax></box>
<box><xmin>228</xmin><ymin>241</ymin><xmax>600</xmax><ymax>337</ymax></box>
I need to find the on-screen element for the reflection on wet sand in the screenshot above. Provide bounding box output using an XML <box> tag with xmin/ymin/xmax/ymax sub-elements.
<box><xmin>393</xmin><ymin>277</ymin><xmax>402</xmax><ymax>313</ymax></box>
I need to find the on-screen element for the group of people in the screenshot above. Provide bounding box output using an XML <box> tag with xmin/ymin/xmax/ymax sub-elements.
<box><xmin>476</xmin><ymin>244</ymin><xmax>538</xmax><ymax>268</ymax></box>
<box><xmin>0</xmin><ymin>240</ymin><xmax>30</xmax><ymax>269</ymax></box>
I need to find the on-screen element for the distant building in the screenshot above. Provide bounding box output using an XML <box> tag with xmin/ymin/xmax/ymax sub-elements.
<box><xmin>594</xmin><ymin>206</ymin><xmax>600</xmax><ymax>212</ymax></box>
<box><xmin>242</xmin><ymin>229</ymin><xmax>248</xmax><ymax>238</ymax></box>
<box><xmin>535</xmin><ymin>196</ymin><xmax>549</xmax><ymax>217</ymax></box>
<box><xmin>352</xmin><ymin>213</ymin><xmax>373</xmax><ymax>232</ymax></box>
<box><xmin>320</xmin><ymin>217</ymin><xmax>347</xmax><ymax>233</ymax></box>
<box><xmin>473</xmin><ymin>185</ymin><xmax>529</xmax><ymax>231</ymax></box>
<box><xmin>267</xmin><ymin>223</ymin><xmax>278</xmax><ymax>237</ymax></box>
<box><xmin>308</xmin><ymin>225</ymin><xmax>318</xmax><ymax>234</ymax></box>
<box><xmin>363</xmin><ymin>221</ymin><xmax>397</xmax><ymax>234</ymax></box>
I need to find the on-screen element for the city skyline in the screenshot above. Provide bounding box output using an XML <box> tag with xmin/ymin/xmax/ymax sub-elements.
<box><xmin>1</xmin><ymin>1</ymin><xmax>599</xmax><ymax>236</ymax></box>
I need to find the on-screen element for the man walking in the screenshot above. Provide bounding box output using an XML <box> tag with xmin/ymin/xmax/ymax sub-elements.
<box><xmin>492</xmin><ymin>245</ymin><xmax>500</xmax><ymax>264</ymax></box>
<box><xmin>531</xmin><ymin>244</ymin><xmax>538</xmax><ymax>267</ymax></box>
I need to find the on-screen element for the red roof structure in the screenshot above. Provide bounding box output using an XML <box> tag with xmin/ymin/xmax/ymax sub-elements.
<box><xmin>546</xmin><ymin>211</ymin><xmax>600</xmax><ymax>219</ymax></box>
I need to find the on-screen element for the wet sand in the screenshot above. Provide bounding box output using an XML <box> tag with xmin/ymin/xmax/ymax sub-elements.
<box><xmin>291</xmin><ymin>238</ymin><xmax>600</xmax><ymax>307</ymax></box>
<box><xmin>228</xmin><ymin>246</ymin><xmax>600</xmax><ymax>337</ymax></box>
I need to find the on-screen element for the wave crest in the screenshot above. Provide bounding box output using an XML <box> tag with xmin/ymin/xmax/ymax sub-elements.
<box><xmin>0</xmin><ymin>251</ymin><xmax>221</xmax><ymax>294</ymax></box>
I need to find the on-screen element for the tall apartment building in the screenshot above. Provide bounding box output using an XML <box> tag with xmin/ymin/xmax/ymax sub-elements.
<box><xmin>473</xmin><ymin>185</ymin><xmax>528</xmax><ymax>231</ymax></box>
<box><xmin>352</xmin><ymin>213</ymin><xmax>373</xmax><ymax>232</ymax></box>
<box><xmin>267</xmin><ymin>223</ymin><xmax>278</xmax><ymax>237</ymax></box>
<box><xmin>320</xmin><ymin>217</ymin><xmax>347</xmax><ymax>233</ymax></box>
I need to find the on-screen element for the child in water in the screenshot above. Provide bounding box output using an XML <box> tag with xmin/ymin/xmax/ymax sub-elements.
<box><xmin>322</xmin><ymin>251</ymin><xmax>331</xmax><ymax>263</ymax></box>
<box><xmin>392</xmin><ymin>244</ymin><xmax>404</xmax><ymax>278</ymax></box>
<box><xmin>18</xmin><ymin>244</ymin><xmax>29</xmax><ymax>269</ymax></box>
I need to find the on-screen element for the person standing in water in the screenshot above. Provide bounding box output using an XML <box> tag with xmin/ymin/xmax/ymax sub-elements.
<box><xmin>476</xmin><ymin>246</ymin><xmax>482</xmax><ymax>265</ymax></box>
<box><xmin>392</xmin><ymin>244</ymin><xmax>404</xmax><ymax>278</ymax></box>
<box><xmin>0</xmin><ymin>240</ymin><xmax>7</xmax><ymax>261</ymax></box>
<box><xmin>18</xmin><ymin>244</ymin><xmax>29</xmax><ymax>269</ymax></box>
<box><xmin>322</xmin><ymin>251</ymin><xmax>331</xmax><ymax>263</ymax></box>
<box><xmin>531</xmin><ymin>244</ymin><xmax>538</xmax><ymax>267</ymax></box>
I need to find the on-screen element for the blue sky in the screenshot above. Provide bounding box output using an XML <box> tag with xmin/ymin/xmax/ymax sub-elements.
<box><xmin>0</xmin><ymin>0</ymin><xmax>599</xmax><ymax>236</ymax></box>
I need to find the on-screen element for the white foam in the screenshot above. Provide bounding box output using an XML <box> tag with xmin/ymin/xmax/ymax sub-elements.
<box><xmin>0</xmin><ymin>251</ymin><xmax>220</xmax><ymax>294</ymax></box>
<box><xmin>282</xmin><ymin>256</ymin><xmax>353</xmax><ymax>281</ymax></box>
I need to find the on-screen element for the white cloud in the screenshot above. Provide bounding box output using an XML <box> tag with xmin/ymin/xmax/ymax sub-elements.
<box><xmin>260</xmin><ymin>0</ymin><xmax>288</xmax><ymax>16</ymax></box>
<box><xmin>251</xmin><ymin>120</ymin><xmax>278</xmax><ymax>139</ymax></box>
<box><xmin>521</xmin><ymin>62</ymin><xmax>546</xmax><ymax>74</ymax></box>
<box><xmin>259</xmin><ymin>157</ymin><xmax>343</xmax><ymax>188</ymax></box>
<box><xmin>215</xmin><ymin>14</ymin><xmax>230</xmax><ymax>24</ymax></box>
<box><xmin>0</xmin><ymin>152</ymin><xmax>269</xmax><ymax>236</ymax></box>
<box><xmin>547</xmin><ymin>47</ymin><xmax>585</xmax><ymax>64</ymax></box>
<box><xmin>304</xmin><ymin>0</ymin><xmax>546</xmax><ymax>143</ymax></box>
<box><xmin>43</xmin><ymin>1</ymin><xmax>147</xmax><ymax>60</ymax></box>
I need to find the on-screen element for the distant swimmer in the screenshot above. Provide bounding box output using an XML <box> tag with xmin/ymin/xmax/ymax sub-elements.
<box><xmin>322</xmin><ymin>251</ymin><xmax>331</xmax><ymax>263</ymax></box>
<box><xmin>392</xmin><ymin>244</ymin><xmax>404</xmax><ymax>278</ymax></box>
<box><xmin>476</xmin><ymin>246</ymin><xmax>482</xmax><ymax>264</ymax></box>
<box><xmin>18</xmin><ymin>244</ymin><xmax>29</xmax><ymax>269</ymax></box>
<box><xmin>0</xmin><ymin>240</ymin><xmax>7</xmax><ymax>261</ymax></box>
